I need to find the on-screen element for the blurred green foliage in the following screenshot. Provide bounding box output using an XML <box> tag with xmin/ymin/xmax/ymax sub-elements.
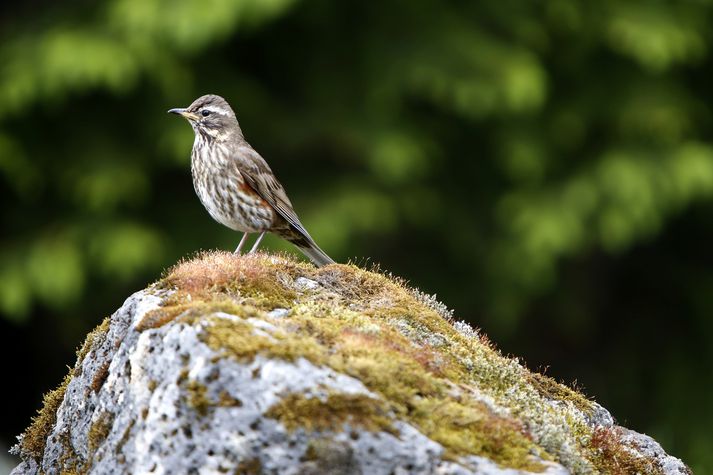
<box><xmin>1</xmin><ymin>0</ymin><xmax>713</xmax><ymax>472</ymax></box>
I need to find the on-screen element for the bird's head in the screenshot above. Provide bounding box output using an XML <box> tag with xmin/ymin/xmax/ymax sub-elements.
<box><xmin>169</xmin><ymin>94</ymin><xmax>242</xmax><ymax>140</ymax></box>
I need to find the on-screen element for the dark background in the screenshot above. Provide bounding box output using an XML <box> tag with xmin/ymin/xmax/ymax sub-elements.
<box><xmin>1</xmin><ymin>1</ymin><xmax>712</xmax><ymax>472</ymax></box>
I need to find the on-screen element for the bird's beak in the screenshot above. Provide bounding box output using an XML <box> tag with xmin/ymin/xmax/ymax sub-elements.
<box><xmin>168</xmin><ymin>108</ymin><xmax>199</xmax><ymax>121</ymax></box>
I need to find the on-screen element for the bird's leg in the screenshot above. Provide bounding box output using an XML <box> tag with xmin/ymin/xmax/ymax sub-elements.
<box><xmin>235</xmin><ymin>232</ymin><xmax>250</xmax><ymax>254</ymax></box>
<box><xmin>249</xmin><ymin>232</ymin><xmax>266</xmax><ymax>254</ymax></box>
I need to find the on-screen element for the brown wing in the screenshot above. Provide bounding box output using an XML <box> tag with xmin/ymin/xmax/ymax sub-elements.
<box><xmin>235</xmin><ymin>145</ymin><xmax>315</xmax><ymax>242</ymax></box>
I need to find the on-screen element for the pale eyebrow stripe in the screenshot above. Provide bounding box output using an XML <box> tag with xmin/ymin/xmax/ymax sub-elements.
<box><xmin>201</xmin><ymin>106</ymin><xmax>226</xmax><ymax>115</ymax></box>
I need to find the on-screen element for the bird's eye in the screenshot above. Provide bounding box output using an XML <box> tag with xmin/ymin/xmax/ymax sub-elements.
<box><xmin>201</xmin><ymin>110</ymin><xmax>211</xmax><ymax>117</ymax></box>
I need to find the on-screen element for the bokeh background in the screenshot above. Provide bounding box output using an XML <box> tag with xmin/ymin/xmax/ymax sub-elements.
<box><xmin>1</xmin><ymin>0</ymin><xmax>712</xmax><ymax>472</ymax></box>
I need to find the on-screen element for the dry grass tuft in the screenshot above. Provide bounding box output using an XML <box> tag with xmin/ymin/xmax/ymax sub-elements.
<box><xmin>589</xmin><ymin>427</ymin><xmax>664</xmax><ymax>475</ymax></box>
<box><xmin>161</xmin><ymin>251</ymin><xmax>286</xmax><ymax>295</ymax></box>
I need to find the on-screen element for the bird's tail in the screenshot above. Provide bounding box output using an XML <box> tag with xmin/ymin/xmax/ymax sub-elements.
<box><xmin>296</xmin><ymin>241</ymin><xmax>335</xmax><ymax>267</ymax></box>
<box><xmin>281</xmin><ymin>226</ymin><xmax>335</xmax><ymax>267</ymax></box>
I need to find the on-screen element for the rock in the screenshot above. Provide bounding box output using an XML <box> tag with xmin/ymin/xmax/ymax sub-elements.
<box><xmin>10</xmin><ymin>251</ymin><xmax>691</xmax><ymax>475</ymax></box>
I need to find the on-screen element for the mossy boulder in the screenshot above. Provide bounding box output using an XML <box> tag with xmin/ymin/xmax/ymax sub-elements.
<box><xmin>10</xmin><ymin>252</ymin><xmax>690</xmax><ymax>474</ymax></box>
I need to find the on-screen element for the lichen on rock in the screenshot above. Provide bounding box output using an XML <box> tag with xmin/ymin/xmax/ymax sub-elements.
<box><xmin>10</xmin><ymin>251</ymin><xmax>691</xmax><ymax>474</ymax></box>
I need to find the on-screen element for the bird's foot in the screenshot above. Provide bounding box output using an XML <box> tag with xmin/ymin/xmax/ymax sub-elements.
<box><xmin>249</xmin><ymin>232</ymin><xmax>266</xmax><ymax>254</ymax></box>
<box><xmin>235</xmin><ymin>232</ymin><xmax>250</xmax><ymax>254</ymax></box>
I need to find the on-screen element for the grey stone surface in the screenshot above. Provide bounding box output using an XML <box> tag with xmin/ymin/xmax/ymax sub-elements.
<box><xmin>619</xmin><ymin>428</ymin><xmax>691</xmax><ymax>475</ymax></box>
<box><xmin>10</xmin><ymin>272</ymin><xmax>690</xmax><ymax>475</ymax></box>
<box><xmin>10</xmin><ymin>290</ymin><xmax>557</xmax><ymax>474</ymax></box>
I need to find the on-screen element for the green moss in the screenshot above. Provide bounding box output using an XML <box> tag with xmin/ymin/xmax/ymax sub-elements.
<box><xmin>115</xmin><ymin>419</ymin><xmax>135</xmax><ymax>455</ymax></box>
<box><xmin>198</xmin><ymin>287</ymin><xmax>545</xmax><ymax>470</ymax></box>
<box><xmin>75</xmin><ymin>316</ymin><xmax>111</xmax><ymax>371</ymax></box>
<box><xmin>177</xmin><ymin>368</ymin><xmax>189</xmax><ymax>385</ymax></box>
<box><xmin>217</xmin><ymin>390</ymin><xmax>243</xmax><ymax>407</ymax></box>
<box><xmin>57</xmin><ymin>449</ymin><xmax>80</xmax><ymax>475</ymax></box>
<box><xmin>265</xmin><ymin>392</ymin><xmax>396</xmax><ymax>434</ymax></box>
<box><xmin>527</xmin><ymin>372</ymin><xmax>594</xmax><ymax>415</ymax></box>
<box><xmin>88</xmin><ymin>411</ymin><xmax>114</xmax><ymax>454</ymax></box>
<box><xmin>300</xmin><ymin>438</ymin><xmax>358</xmax><ymax>473</ymax></box>
<box><xmin>198</xmin><ymin>314</ymin><xmax>324</xmax><ymax>363</ymax></box>
<box><xmin>136</xmin><ymin>295</ymin><xmax>251</xmax><ymax>331</ymax></box>
<box><xmin>19</xmin><ymin>317</ymin><xmax>112</xmax><ymax>461</ymax></box>
<box><xmin>235</xmin><ymin>457</ymin><xmax>262</xmax><ymax>474</ymax></box>
<box><xmin>16</xmin><ymin>316</ymin><xmax>115</xmax><ymax>472</ymax></box>
<box><xmin>186</xmin><ymin>380</ymin><xmax>211</xmax><ymax>416</ymax></box>
<box><xmin>19</xmin><ymin>251</ymin><xmax>666</xmax><ymax>474</ymax></box>
<box><xmin>160</xmin><ymin>252</ymin><xmax>556</xmax><ymax>470</ymax></box>
<box><xmin>20</xmin><ymin>372</ymin><xmax>73</xmax><ymax>459</ymax></box>
<box><xmin>184</xmin><ymin>379</ymin><xmax>243</xmax><ymax>416</ymax></box>
<box><xmin>414</xmin><ymin>398</ymin><xmax>545</xmax><ymax>470</ymax></box>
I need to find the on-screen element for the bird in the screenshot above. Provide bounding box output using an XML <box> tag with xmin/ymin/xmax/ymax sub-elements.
<box><xmin>168</xmin><ymin>94</ymin><xmax>334</xmax><ymax>267</ymax></box>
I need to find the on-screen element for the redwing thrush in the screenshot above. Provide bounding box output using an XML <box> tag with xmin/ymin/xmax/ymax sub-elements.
<box><xmin>169</xmin><ymin>94</ymin><xmax>334</xmax><ymax>267</ymax></box>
